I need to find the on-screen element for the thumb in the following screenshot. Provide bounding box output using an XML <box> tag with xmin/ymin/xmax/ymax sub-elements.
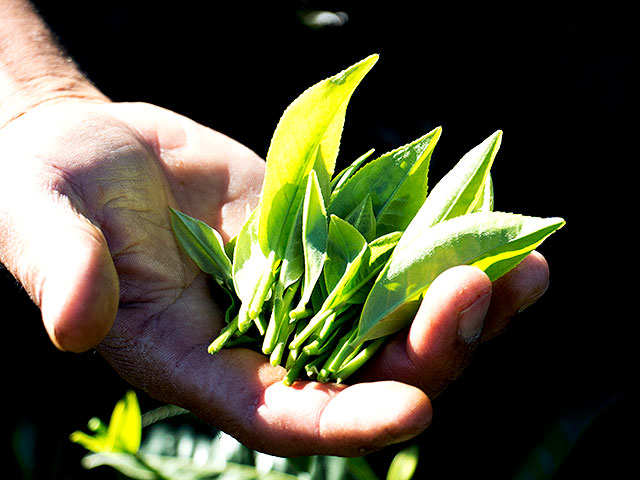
<box><xmin>1</xmin><ymin>192</ymin><xmax>119</xmax><ymax>352</ymax></box>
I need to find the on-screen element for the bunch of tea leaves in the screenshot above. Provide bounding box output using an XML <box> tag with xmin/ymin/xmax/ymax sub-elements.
<box><xmin>170</xmin><ymin>54</ymin><xmax>565</xmax><ymax>385</ymax></box>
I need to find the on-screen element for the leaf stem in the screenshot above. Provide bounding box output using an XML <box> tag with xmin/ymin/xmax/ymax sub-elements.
<box><xmin>208</xmin><ymin>315</ymin><xmax>239</xmax><ymax>354</ymax></box>
<box><xmin>283</xmin><ymin>351</ymin><xmax>310</xmax><ymax>386</ymax></box>
<box><xmin>262</xmin><ymin>280</ymin><xmax>300</xmax><ymax>355</ymax></box>
<box><xmin>334</xmin><ymin>338</ymin><xmax>385</xmax><ymax>383</ymax></box>
<box><xmin>288</xmin><ymin>308</ymin><xmax>333</xmax><ymax>350</ymax></box>
<box><xmin>242</xmin><ymin>251</ymin><xmax>277</xmax><ymax>331</ymax></box>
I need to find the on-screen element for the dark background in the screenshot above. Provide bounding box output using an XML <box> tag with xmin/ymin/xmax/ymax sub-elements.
<box><xmin>2</xmin><ymin>1</ymin><xmax>634</xmax><ymax>478</ymax></box>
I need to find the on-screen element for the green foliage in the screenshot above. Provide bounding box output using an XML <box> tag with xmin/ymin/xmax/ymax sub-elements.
<box><xmin>71</xmin><ymin>392</ymin><xmax>419</xmax><ymax>480</ymax></box>
<box><xmin>70</xmin><ymin>390</ymin><xmax>141</xmax><ymax>455</ymax></box>
<box><xmin>386</xmin><ymin>444</ymin><xmax>419</xmax><ymax>480</ymax></box>
<box><xmin>170</xmin><ymin>55</ymin><xmax>565</xmax><ymax>385</ymax></box>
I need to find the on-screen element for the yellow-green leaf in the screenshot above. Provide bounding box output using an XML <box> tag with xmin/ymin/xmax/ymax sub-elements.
<box><xmin>292</xmin><ymin>170</ymin><xmax>328</xmax><ymax>316</ymax></box>
<box><xmin>355</xmin><ymin>212</ymin><xmax>565</xmax><ymax>346</ymax></box>
<box><xmin>414</xmin><ymin>130</ymin><xmax>502</xmax><ymax>228</ymax></box>
<box><xmin>328</xmin><ymin>127</ymin><xmax>441</xmax><ymax>235</ymax></box>
<box><xmin>69</xmin><ymin>431</ymin><xmax>110</xmax><ymax>454</ymax></box>
<box><xmin>106</xmin><ymin>390</ymin><xmax>141</xmax><ymax>454</ymax></box>
<box><xmin>258</xmin><ymin>54</ymin><xmax>378</xmax><ymax>258</ymax></box>
<box><xmin>169</xmin><ymin>208</ymin><xmax>233</xmax><ymax>288</ymax></box>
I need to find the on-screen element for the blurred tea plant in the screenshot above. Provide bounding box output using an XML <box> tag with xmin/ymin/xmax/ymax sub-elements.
<box><xmin>70</xmin><ymin>391</ymin><xmax>419</xmax><ymax>480</ymax></box>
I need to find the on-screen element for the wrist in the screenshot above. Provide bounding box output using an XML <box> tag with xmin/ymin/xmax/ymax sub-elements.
<box><xmin>0</xmin><ymin>0</ymin><xmax>110</xmax><ymax>129</ymax></box>
<box><xmin>0</xmin><ymin>72</ymin><xmax>110</xmax><ymax>128</ymax></box>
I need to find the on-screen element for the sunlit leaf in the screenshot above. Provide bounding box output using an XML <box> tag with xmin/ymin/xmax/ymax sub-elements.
<box><xmin>329</xmin><ymin>127</ymin><xmax>441</xmax><ymax>235</ymax></box>
<box><xmin>330</xmin><ymin>148</ymin><xmax>375</xmax><ymax>197</ymax></box>
<box><xmin>106</xmin><ymin>390</ymin><xmax>142</xmax><ymax>454</ymax></box>
<box><xmin>258</xmin><ymin>54</ymin><xmax>378</xmax><ymax>258</ymax></box>
<box><xmin>354</xmin><ymin>212</ymin><xmax>565</xmax><ymax>346</ymax></box>
<box><xmin>293</xmin><ymin>170</ymin><xmax>329</xmax><ymax>316</ymax></box>
<box><xmin>170</xmin><ymin>208</ymin><xmax>233</xmax><ymax>289</ymax></box>
<box><xmin>344</xmin><ymin>194</ymin><xmax>376</xmax><ymax>242</ymax></box>
<box><xmin>413</xmin><ymin>130</ymin><xmax>501</xmax><ymax>228</ymax></box>
<box><xmin>69</xmin><ymin>431</ymin><xmax>109</xmax><ymax>454</ymax></box>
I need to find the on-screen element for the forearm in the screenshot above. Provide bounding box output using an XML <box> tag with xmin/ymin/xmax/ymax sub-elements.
<box><xmin>0</xmin><ymin>0</ymin><xmax>108</xmax><ymax>128</ymax></box>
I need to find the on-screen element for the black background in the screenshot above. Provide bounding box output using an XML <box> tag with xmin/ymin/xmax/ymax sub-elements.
<box><xmin>2</xmin><ymin>2</ymin><xmax>634</xmax><ymax>478</ymax></box>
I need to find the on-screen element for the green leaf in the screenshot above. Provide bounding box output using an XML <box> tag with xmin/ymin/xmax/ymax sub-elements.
<box><xmin>476</xmin><ymin>172</ymin><xmax>494</xmax><ymax>212</ymax></box>
<box><xmin>344</xmin><ymin>194</ymin><xmax>376</xmax><ymax>242</ymax></box>
<box><xmin>289</xmin><ymin>217</ymin><xmax>368</xmax><ymax>350</ymax></box>
<box><xmin>323</xmin><ymin>215</ymin><xmax>368</xmax><ymax>294</ymax></box>
<box><xmin>69</xmin><ymin>391</ymin><xmax>141</xmax><ymax>455</ymax></box>
<box><xmin>343</xmin><ymin>231</ymin><xmax>403</xmax><ymax>305</ymax></box>
<box><xmin>291</xmin><ymin>229</ymin><xmax>400</xmax><ymax>353</ymax></box>
<box><xmin>330</xmin><ymin>148</ymin><xmax>375</xmax><ymax>196</ymax></box>
<box><xmin>107</xmin><ymin>390</ymin><xmax>142</xmax><ymax>454</ymax></box>
<box><xmin>414</xmin><ymin>130</ymin><xmax>502</xmax><ymax>228</ymax></box>
<box><xmin>169</xmin><ymin>208</ymin><xmax>233</xmax><ymax>288</ymax></box>
<box><xmin>279</xmin><ymin>203</ymin><xmax>305</xmax><ymax>290</ymax></box>
<box><xmin>232</xmin><ymin>209</ymin><xmax>277</xmax><ymax>329</ymax></box>
<box><xmin>292</xmin><ymin>170</ymin><xmax>329</xmax><ymax>317</ymax></box>
<box><xmin>224</xmin><ymin>234</ymin><xmax>237</xmax><ymax>262</ymax></box>
<box><xmin>328</xmin><ymin>127</ymin><xmax>441</xmax><ymax>235</ymax></box>
<box><xmin>69</xmin><ymin>431</ymin><xmax>110</xmax><ymax>454</ymax></box>
<box><xmin>386</xmin><ymin>444</ymin><xmax>419</xmax><ymax>480</ymax></box>
<box><xmin>258</xmin><ymin>54</ymin><xmax>378</xmax><ymax>258</ymax></box>
<box><xmin>354</xmin><ymin>212</ymin><xmax>565</xmax><ymax>346</ymax></box>
<box><xmin>332</xmin><ymin>231</ymin><xmax>402</xmax><ymax>309</ymax></box>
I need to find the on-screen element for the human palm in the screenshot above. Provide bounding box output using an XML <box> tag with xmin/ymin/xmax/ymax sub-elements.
<box><xmin>0</xmin><ymin>101</ymin><xmax>550</xmax><ymax>456</ymax></box>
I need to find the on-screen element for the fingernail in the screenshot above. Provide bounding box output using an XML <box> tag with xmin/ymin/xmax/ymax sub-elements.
<box><xmin>458</xmin><ymin>291</ymin><xmax>491</xmax><ymax>343</ymax></box>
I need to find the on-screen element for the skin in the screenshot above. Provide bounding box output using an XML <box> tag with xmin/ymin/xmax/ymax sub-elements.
<box><xmin>0</xmin><ymin>0</ymin><xmax>551</xmax><ymax>457</ymax></box>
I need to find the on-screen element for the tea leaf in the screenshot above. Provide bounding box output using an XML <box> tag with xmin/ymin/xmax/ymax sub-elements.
<box><xmin>330</xmin><ymin>148</ymin><xmax>375</xmax><ymax>197</ymax></box>
<box><xmin>327</xmin><ymin>230</ymin><xmax>401</xmax><ymax>311</ymax></box>
<box><xmin>476</xmin><ymin>172</ymin><xmax>494</xmax><ymax>212</ymax></box>
<box><xmin>323</xmin><ymin>215</ymin><xmax>368</xmax><ymax>294</ymax></box>
<box><xmin>289</xmin><ymin>217</ymin><xmax>367</xmax><ymax>349</ymax></box>
<box><xmin>279</xmin><ymin>203</ymin><xmax>305</xmax><ymax>290</ymax></box>
<box><xmin>344</xmin><ymin>194</ymin><xmax>376</xmax><ymax>242</ymax></box>
<box><xmin>291</xmin><ymin>228</ymin><xmax>400</xmax><ymax>352</ymax></box>
<box><xmin>232</xmin><ymin>209</ymin><xmax>276</xmax><ymax>330</ymax></box>
<box><xmin>169</xmin><ymin>208</ymin><xmax>232</xmax><ymax>289</ymax></box>
<box><xmin>353</xmin><ymin>212</ymin><xmax>565</xmax><ymax>346</ymax></box>
<box><xmin>258</xmin><ymin>54</ymin><xmax>378</xmax><ymax>258</ymax></box>
<box><xmin>328</xmin><ymin>127</ymin><xmax>441</xmax><ymax>235</ymax></box>
<box><xmin>292</xmin><ymin>170</ymin><xmax>329</xmax><ymax>317</ymax></box>
<box><xmin>414</xmin><ymin>130</ymin><xmax>502</xmax><ymax>228</ymax></box>
<box><xmin>343</xmin><ymin>231</ymin><xmax>403</xmax><ymax>305</ymax></box>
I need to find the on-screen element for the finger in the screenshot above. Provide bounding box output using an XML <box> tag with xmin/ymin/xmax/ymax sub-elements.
<box><xmin>482</xmin><ymin>250</ymin><xmax>550</xmax><ymax>341</ymax></box>
<box><xmin>355</xmin><ymin>265</ymin><xmax>492</xmax><ymax>398</ymax></box>
<box><xmin>251</xmin><ymin>377</ymin><xmax>431</xmax><ymax>456</ymax></box>
<box><xmin>155</xmin><ymin>348</ymin><xmax>431</xmax><ymax>457</ymax></box>
<box><xmin>0</xmin><ymin>191</ymin><xmax>119</xmax><ymax>352</ymax></box>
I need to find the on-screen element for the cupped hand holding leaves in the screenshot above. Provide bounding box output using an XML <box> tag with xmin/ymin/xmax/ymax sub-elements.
<box><xmin>0</xmin><ymin>98</ymin><xmax>551</xmax><ymax>457</ymax></box>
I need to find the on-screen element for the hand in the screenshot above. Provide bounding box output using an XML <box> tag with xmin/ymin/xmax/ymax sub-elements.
<box><xmin>0</xmin><ymin>100</ymin><xmax>550</xmax><ymax>457</ymax></box>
